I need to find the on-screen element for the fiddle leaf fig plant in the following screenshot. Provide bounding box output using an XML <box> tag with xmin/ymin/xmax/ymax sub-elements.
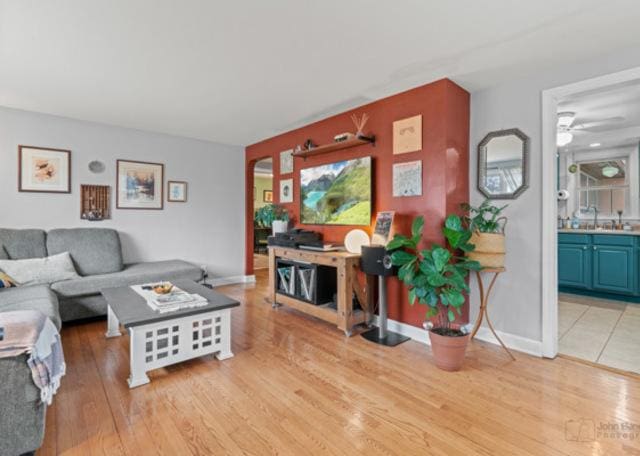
<box><xmin>388</xmin><ymin>214</ymin><xmax>481</xmax><ymax>333</ymax></box>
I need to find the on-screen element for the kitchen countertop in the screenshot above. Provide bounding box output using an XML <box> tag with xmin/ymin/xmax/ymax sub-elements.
<box><xmin>558</xmin><ymin>229</ymin><xmax>640</xmax><ymax>236</ymax></box>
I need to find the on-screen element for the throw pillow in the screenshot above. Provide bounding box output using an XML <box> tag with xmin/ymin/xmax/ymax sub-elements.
<box><xmin>0</xmin><ymin>272</ymin><xmax>16</xmax><ymax>288</ymax></box>
<box><xmin>0</xmin><ymin>252</ymin><xmax>81</xmax><ymax>286</ymax></box>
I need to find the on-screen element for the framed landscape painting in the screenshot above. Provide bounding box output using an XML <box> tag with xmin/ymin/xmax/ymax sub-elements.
<box><xmin>116</xmin><ymin>160</ymin><xmax>164</xmax><ymax>209</ymax></box>
<box><xmin>18</xmin><ymin>145</ymin><xmax>71</xmax><ymax>193</ymax></box>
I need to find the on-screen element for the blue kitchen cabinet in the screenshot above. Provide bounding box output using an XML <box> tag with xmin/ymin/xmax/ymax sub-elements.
<box><xmin>558</xmin><ymin>233</ymin><xmax>639</xmax><ymax>300</ymax></box>
<box><xmin>558</xmin><ymin>242</ymin><xmax>591</xmax><ymax>289</ymax></box>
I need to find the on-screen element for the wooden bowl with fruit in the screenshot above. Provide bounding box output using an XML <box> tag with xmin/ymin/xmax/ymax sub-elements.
<box><xmin>152</xmin><ymin>283</ymin><xmax>174</xmax><ymax>295</ymax></box>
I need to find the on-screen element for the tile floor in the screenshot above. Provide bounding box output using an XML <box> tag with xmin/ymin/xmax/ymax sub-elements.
<box><xmin>558</xmin><ymin>293</ymin><xmax>640</xmax><ymax>374</ymax></box>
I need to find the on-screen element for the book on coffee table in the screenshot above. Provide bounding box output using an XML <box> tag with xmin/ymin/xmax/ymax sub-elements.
<box><xmin>130</xmin><ymin>283</ymin><xmax>208</xmax><ymax>313</ymax></box>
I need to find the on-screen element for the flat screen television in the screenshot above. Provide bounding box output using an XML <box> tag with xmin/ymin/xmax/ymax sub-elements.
<box><xmin>300</xmin><ymin>156</ymin><xmax>372</xmax><ymax>225</ymax></box>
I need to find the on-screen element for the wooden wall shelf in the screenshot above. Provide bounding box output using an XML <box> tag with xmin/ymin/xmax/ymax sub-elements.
<box><xmin>292</xmin><ymin>135</ymin><xmax>375</xmax><ymax>158</ymax></box>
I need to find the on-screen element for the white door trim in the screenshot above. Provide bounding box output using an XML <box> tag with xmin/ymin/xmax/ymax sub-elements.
<box><xmin>540</xmin><ymin>66</ymin><xmax>640</xmax><ymax>358</ymax></box>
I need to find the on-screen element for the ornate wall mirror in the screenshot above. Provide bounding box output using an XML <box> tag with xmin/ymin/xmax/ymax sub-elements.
<box><xmin>478</xmin><ymin>128</ymin><xmax>529</xmax><ymax>199</ymax></box>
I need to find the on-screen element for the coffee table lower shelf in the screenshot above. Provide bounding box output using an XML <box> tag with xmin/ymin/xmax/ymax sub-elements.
<box><xmin>106</xmin><ymin>305</ymin><xmax>233</xmax><ymax>388</ymax></box>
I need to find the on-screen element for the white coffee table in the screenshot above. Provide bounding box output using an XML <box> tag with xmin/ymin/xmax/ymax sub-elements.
<box><xmin>102</xmin><ymin>280</ymin><xmax>240</xmax><ymax>388</ymax></box>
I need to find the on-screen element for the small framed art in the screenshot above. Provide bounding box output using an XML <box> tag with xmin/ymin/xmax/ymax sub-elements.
<box><xmin>168</xmin><ymin>181</ymin><xmax>188</xmax><ymax>202</ymax></box>
<box><xmin>18</xmin><ymin>145</ymin><xmax>71</xmax><ymax>193</ymax></box>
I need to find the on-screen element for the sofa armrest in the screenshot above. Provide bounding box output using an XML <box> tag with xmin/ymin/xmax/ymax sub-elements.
<box><xmin>0</xmin><ymin>355</ymin><xmax>46</xmax><ymax>455</ymax></box>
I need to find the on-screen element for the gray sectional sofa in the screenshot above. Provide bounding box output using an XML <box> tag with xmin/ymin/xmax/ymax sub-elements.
<box><xmin>0</xmin><ymin>228</ymin><xmax>203</xmax><ymax>456</ymax></box>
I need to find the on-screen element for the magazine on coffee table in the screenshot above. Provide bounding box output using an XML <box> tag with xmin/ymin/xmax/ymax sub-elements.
<box><xmin>131</xmin><ymin>283</ymin><xmax>209</xmax><ymax>313</ymax></box>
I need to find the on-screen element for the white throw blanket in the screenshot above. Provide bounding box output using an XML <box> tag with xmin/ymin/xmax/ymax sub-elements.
<box><xmin>0</xmin><ymin>310</ymin><xmax>66</xmax><ymax>404</ymax></box>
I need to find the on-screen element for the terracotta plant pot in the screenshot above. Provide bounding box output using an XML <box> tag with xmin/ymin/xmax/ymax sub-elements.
<box><xmin>428</xmin><ymin>329</ymin><xmax>470</xmax><ymax>372</ymax></box>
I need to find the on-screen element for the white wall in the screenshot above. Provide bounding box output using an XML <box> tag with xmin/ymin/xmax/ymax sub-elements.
<box><xmin>469</xmin><ymin>47</ymin><xmax>640</xmax><ymax>344</ymax></box>
<box><xmin>0</xmin><ymin>106</ymin><xmax>245</xmax><ymax>278</ymax></box>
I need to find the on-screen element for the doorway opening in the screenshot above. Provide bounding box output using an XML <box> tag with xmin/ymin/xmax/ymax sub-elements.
<box><xmin>253</xmin><ymin>158</ymin><xmax>273</xmax><ymax>270</ymax></box>
<box><xmin>542</xmin><ymin>67</ymin><xmax>640</xmax><ymax>375</ymax></box>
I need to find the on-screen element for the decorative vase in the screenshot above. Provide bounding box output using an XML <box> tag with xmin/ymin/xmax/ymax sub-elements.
<box><xmin>272</xmin><ymin>220</ymin><xmax>288</xmax><ymax>235</ymax></box>
<box><xmin>467</xmin><ymin>232</ymin><xmax>506</xmax><ymax>268</ymax></box>
<box><xmin>428</xmin><ymin>329</ymin><xmax>470</xmax><ymax>371</ymax></box>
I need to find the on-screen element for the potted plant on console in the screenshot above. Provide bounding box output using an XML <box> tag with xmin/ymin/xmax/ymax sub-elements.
<box><xmin>461</xmin><ymin>200</ymin><xmax>507</xmax><ymax>269</ymax></box>
<box><xmin>388</xmin><ymin>215</ymin><xmax>481</xmax><ymax>371</ymax></box>
<box><xmin>255</xmin><ymin>204</ymin><xmax>290</xmax><ymax>235</ymax></box>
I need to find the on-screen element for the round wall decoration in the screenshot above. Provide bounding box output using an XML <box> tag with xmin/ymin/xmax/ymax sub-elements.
<box><xmin>88</xmin><ymin>160</ymin><xmax>105</xmax><ymax>174</ymax></box>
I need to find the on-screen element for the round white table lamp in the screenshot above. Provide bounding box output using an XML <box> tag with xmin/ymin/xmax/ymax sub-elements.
<box><xmin>344</xmin><ymin>229</ymin><xmax>370</xmax><ymax>254</ymax></box>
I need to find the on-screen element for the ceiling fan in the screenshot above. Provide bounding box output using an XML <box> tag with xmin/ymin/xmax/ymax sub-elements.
<box><xmin>557</xmin><ymin>111</ymin><xmax>625</xmax><ymax>146</ymax></box>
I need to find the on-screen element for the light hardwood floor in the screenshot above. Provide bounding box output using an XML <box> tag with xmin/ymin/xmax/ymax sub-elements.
<box><xmin>39</xmin><ymin>271</ymin><xmax>640</xmax><ymax>455</ymax></box>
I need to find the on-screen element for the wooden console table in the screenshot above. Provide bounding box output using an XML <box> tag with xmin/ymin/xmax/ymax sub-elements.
<box><xmin>268</xmin><ymin>246</ymin><xmax>374</xmax><ymax>336</ymax></box>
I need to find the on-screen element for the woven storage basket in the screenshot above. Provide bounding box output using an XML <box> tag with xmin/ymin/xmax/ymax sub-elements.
<box><xmin>467</xmin><ymin>219</ymin><xmax>506</xmax><ymax>268</ymax></box>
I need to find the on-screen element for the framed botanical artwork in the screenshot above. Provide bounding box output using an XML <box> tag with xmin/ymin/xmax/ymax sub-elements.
<box><xmin>280</xmin><ymin>149</ymin><xmax>294</xmax><ymax>174</ymax></box>
<box><xmin>393</xmin><ymin>115</ymin><xmax>422</xmax><ymax>154</ymax></box>
<box><xmin>371</xmin><ymin>211</ymin><xmax>395</xmax><ymax>246</ymax></box>
<box><xmin>168</xmin><ymin>181</ymin><xmax>188</xmax><ymax>202</ymax></box>
<box><xmin>280</xmin><ymin>178</ymin><xmax>293</xmax><ymax>203</ymax></box>
<box><xmin>263</xmin><ymin>190</ymin><xmax>273</xmax><ymax>202</ymax></box>
<box><xmin>393</xmin><ymin>160</ymin><xmax>422</xmax><ymax>197</ymax></box>
<box><xmin>18</xmin><ymin>145</ymin><xmax>71</xmax><ymax>193</ymax></box>
<box><xmin>116</xmin><ymin>159</ymin><xmax>164</xmax><ymax>209</ymax></box>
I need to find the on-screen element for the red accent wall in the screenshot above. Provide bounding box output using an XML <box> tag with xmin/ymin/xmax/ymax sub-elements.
<box><xmin>245</xmin><ymin>78</ymin><xmax>470</xmax><ymax>328</ymax></box>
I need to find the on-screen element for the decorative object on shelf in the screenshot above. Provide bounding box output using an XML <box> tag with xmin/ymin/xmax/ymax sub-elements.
<box><xmin>300</xmin><ymin>157</ymin><xmax>371</xmax><ymax>225</ymax></box>
<box><xmin>568</xmin><ymin>163</ymin><xmax>578</xmax><ymax>174</ymax></box>
<box><xmin>477</xmin><ymin>128</ymin><xmax>529</xmax><ymax>199</ymax></box>
<box><xmin>88</xmin><ymin>160</ymin><xmax>106</xmax><ymax>174</ymax></box>
<box><xmin>344</xmin><ymin>229</ymin><xmax>370</xmax><ymax>254</ymax></box>
<box><xmin>279</xmin><ymin>149</ymin><xmax>293</xmax><ymax>175</ymax></box>
<box><xmin>116</xmin><ymin>159</ymin><xmax>164</xmax><ymax>209</ymax></box>
<box><xmin>263</xmin><ymin>190</ymin><xmax>273</xmax><ymax>202</ymax></box>
<box><xmin>334</xmin><ymin>132</ymin><xmax>354</xmax><ymax>142</ymax></box>
<box><xmin>303</xmin><ymin>139</ymin><xmax>316</xmax><ymax>151</ymax></box>
<box><xmin>255</xmin><ymin>204</ymin><xmax>289</xmax><ymax>235</ymax></box>
<box><xmin>167</xmin><ymin>180</ymin><xmax>188</xmax><ymax>202</ymax></box>
<box><xmin>350</xmin><ymin>113</ymin><xmax>370</xmax><ymax>137</ymax></box>
<box><xmin>393</xmin><ymin>115</ymin><xmax>422</xmax><ymax>154</ymax></box>
<box><xmin>18</xmin><ymin>145</ymin><xmax>71</xmax><ymax>193</ymax></box>
<box><xmin>461</xmin><ymin>199</ymin><xmax>508</xmax><ymax>268</ymax></box>
<box><xmin>389</xmin><ymin>215</ymin><xmax>481</xmax><ymax>371</ymax></box>
<box><xmin>81</xmin><ymin>185</ymin><xmax>110</xmax><ymax>221</ymax></box>
<box><xmin>371</xmin><ymin>211</ymin><xmax>395</xmax><ymax>246</ymax></box>
<box><xmin>393</xmin><ymin>160</ymin><xmax>422</xmax><ymax>197</ymax></box>
<box><xmin>280</xmin><ymin>178</ymin><xmax>293</xmax><ymax>203</ymax></box>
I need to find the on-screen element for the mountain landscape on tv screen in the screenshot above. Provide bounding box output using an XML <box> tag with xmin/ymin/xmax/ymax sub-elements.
<box><xmin>300</xmin><ymin>157</ymin><xmax>371</xmax><ymax>225</ymax></box>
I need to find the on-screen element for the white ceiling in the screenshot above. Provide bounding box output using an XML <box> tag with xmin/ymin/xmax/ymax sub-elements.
<box><xmin>559</xmin><ymin>79</ymin><xmax>640</xmax><ymax>152</ymax></box>
<box><xmin>2</xmin><ymin>0</ymin><xmax>640</xmax><ymax>146</ymax></box>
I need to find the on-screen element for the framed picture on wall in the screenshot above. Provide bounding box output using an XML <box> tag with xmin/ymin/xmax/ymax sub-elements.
<box><xmin>263</xmin><ymin>190</ymin><xmax>273</xmax><ymax>202</ymax></box>
<box><xmin>168</xmin><ymin>180</ymin><xmax>188</xmax><ymax>202</ymax></box>
<box><xmin>393</xmin><ymin>115</ymin><xmax>422</xmax><ymax>154</ymax></box>
<box><xmin>280</xmin><ymin>149</ymin><xmax>294</xmax><ymax>174</ymax></box>
<box><xmin>393</xmin><ymin>160</ymin><xmax>422</xmax><ymax>197</ymax></box>
<box><xmin>280</xmin><ymin>178</ymin><xmax>293</xmax><ymax>203</ymax></box>
<box><xmin>116</xmin><ymin>159</ymin><xmax>164</xmax><ymax>209</ymax></box>
<box><xmin>18</xmin><ymin>145</ymin><xmax>71</xmax><ymax>193</ymax></box>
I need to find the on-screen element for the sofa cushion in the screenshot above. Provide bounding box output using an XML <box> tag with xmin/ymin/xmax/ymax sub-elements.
<box><xmin>0</xmin><ymin>244</ymin><xmax>7</xmax><ymax>260</ymax></box>
<box><xmin>0</xmin><ymin>252</ymin><xmax>80</xmax><ymax>286</ymax></box>
<box><xmin>0</xmin><ymin>285</ymin><xmax>61</xmax><ymax>330</ymax></box>
<box><xmin>0</xmin><ymin>229</ymin><xmax>47</xmax><ymax>259</ymax></box>
<box><xmin>47</xmin><ymin>228</ymin><xmax>124</xmax><ymax>276</ymax></box>
<box><xmin>51</xmin><ymin>259</ymin><xmax>203</xmax><ymax>298</ymax></box>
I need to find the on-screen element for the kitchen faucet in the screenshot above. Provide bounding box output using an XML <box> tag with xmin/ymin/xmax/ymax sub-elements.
<box><xmin>587</xmin><ymin>205</ymin><xmax>599</xmax><ymax>229</ymax></box>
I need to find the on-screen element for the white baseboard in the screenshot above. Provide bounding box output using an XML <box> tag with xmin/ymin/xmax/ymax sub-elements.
<box><xmin>371</xmin><ymin>316</ymin><xmax>543</xmax><ymax>356</ymax></box>
<box><xmin>208</xmin><ymin>275</ymin><xmax>256</xmax><ymax>287</ymax></box>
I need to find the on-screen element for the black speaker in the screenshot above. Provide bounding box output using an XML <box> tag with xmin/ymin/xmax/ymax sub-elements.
<box><xmin>360</xmin><ymin>245</ymin><xmax>395</xmax><ymax>277</ymax></box>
